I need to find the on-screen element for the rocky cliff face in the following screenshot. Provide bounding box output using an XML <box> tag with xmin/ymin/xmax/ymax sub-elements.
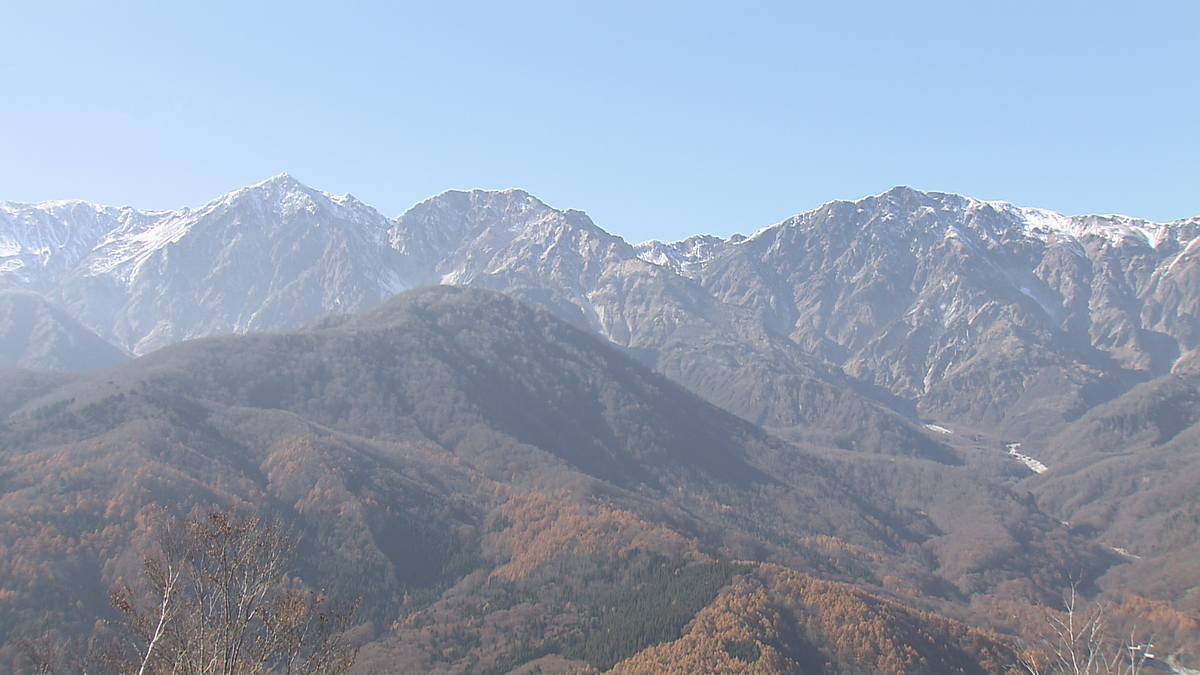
<box><xmin>389</xmin><ymin>189</ymin><xmax>942</xmax><ymax>455</ymax></box>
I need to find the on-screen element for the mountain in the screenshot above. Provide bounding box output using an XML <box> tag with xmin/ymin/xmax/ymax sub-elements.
<box><xmin>389</xmin><ymin>189</ymin><xmax>951</xmax><ymax>457</ymax></box>
<box><xmin>1</xmin><ymin>285</ymin><xmax>1108</xmax><ymax>674</ymax></box>
<box><xmin>0</xmin><ymin>199</ymin><xmax>124</xmax><ymax>293</ymax></box>
<box><xmin>0</xmin><ymin>179</ymin><xmax>945</xmax><ymax>458</ymax></box>
<box><xmin>657</xmin><ymin>187</ymin><xmax>1200</xmax><ymax>440</ymax></box>
<box><xmin>2</xmin><ymin>175</ymin><xmax>402</xmax><ymax>355</ymax></box>
<box><xmin>4</xmin><ymin>179</ymin><xmax>1200</xmax><ymax>668</ymax></box>
<box><xmin>0</xmin><ymin>290</ymin><xmax>128</xmax><ymax>371</ymax></box>
<box><xmin>5</xmin><ymin>179</ymin><xmax>1197</xmax><ymax>449</ymax></box>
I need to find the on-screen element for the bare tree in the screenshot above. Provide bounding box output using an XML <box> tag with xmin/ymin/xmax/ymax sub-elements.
<box><xmin>19</xmin><ymin>507</ymin><xmax>358</xmax><ymax>675</ymax></box>
<box><xmin>14</xmin><ymin>634</ymin><xmax>72</xmax><ymax>675</ymax></box>
<box><xmin>1019</xmin><ymin>582</ymin><xmax>1153</xmax><ymax>675</ymax></box>
<box><xmin>14</xmin><ymin>631</ymin><xmax>116</xmax><ymax>675</ymax></box>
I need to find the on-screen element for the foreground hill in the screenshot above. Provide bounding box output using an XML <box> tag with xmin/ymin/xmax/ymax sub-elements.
<box><xmin>0</xmin><ymin>286</ymin><xmax>1115</xmax><ymax>674</ymax></box>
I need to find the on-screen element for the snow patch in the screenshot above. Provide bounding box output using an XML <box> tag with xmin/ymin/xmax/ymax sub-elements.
<box><xmin>1015</xmin><ymin>206</ymin><xmax>1173</xmax><ymax>249</ymax></box>
<box><xmin>635</xmin><ymin>235</ymin><xmax>726</xmax><ymax>275</ymax></box>
<box><xmin>1017</xmin><ymin>207</ymin><xmax>1074</xmax><ymax>240</ymax></box>
<box><xmin>1017</xmin><ymin>284</ymin><xmax>1059</xmax><ymax>319</ymax></box>
<box><xmin>1005</xmin><ymin>442</ymin><xmax>1048</xmax><ymax>473</ymax></box>
<box><xmin>0</xmin><ymin>237</ymin><xmax>20</xmax><ymax>257</ymax></box>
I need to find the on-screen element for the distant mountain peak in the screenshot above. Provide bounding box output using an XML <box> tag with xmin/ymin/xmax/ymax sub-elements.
<box><xmin>394</xmin><ymin>188</ymin><xmax>563</xmax><ymax>250</ymax></box>
<box><xmin>420</xmin><ymin>187</ymin><xmax>550</xmax><ymax>212</ymax></box>
<box><xmin>256</xmin><ymin>172</ymin><xmax>306</xmax><ymax>189</ymax></box>
<box><xmin>634</xmin><ymin>234</ymin><xmax>727</xmax><ymax>274</ymax></box>
<box><xmin>727</xmin><ymin>186</ymin><xmax>1198</xmax><ymax>254</ymax></box>
<box><xmin>222</xmin><ymin>172</ymin><xmax>319</xmax><ymax>203</ymax></box>
<box><xmin>203</xmin><ymin>174</ymin><xmax>385</xmax><ymax>225</ymax></box>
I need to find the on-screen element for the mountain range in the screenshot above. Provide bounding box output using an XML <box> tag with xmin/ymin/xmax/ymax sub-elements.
<box><xmin>4</xmin><ymin>176</ymin><xmax>1197</xmax><ymax>439</ymax></box>
<box><xmin>1</xmin><ymin>177</ymin><xmax>1198</xmax><ymax>673</ymax></box>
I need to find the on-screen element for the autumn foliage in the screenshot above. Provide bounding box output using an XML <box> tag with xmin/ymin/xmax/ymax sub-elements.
<box><xmin>486</xmin><ymin>488</ymin><xmax>701</xmax><ymax>581</ymax></box>
<box><xmin>601</xmin><ymin>564</ymin><xmax>1013</xmax><ymax>675</ymax></box>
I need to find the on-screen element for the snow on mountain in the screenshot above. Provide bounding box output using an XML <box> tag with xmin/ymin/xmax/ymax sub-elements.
<box><xmin>682</xmin><ymin>186</ymin><xmax>1200</xmax><ymax>435</ymax></box>
<box><xmin>1012</xmin><ymin>205</ymin><xmax>1189</xmax><ymax>249</ymax></box>
<box><xmin>80</xmin><ymin>174</ymin><xmax>397</xmax><ymax>283</ymax></box>
<box><xmin>390</xmin><ymin>188</ymin><xmax>641</xmax><ymax>334</ymax></box>
<box><xmin>1</xmin><ymin>179</ymin><xmax>653</xmax><ymax>356</ymax></box>
<box><xmin>2</xmin><ymin>178</ymin><xmax>1197</xmax><ymax>447</ymax></box>
<box><xmin>735</xmin><ymin>188</ymin><xmax>1197</xmax><ymax>257</ymax></box>
<box><xmin>634</xmin><ymin>234</ymin><xmax>727</xmax><ymax>276</ymax></box>
<box><xmin>2</xmin><ymin>175</ymin><xmax>405</xmax><ymax>354</ymax></box>
<box><xmin>0</xmin><ymin>199</ymin><xmax>127</xmax><ymax>290</ymax></box>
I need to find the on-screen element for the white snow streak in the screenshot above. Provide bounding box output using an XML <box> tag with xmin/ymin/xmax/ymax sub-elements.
<box><xmin>1005</xmin><ymin>442</ymin><xmax>1048</xmax><ymax>474</ymax></box>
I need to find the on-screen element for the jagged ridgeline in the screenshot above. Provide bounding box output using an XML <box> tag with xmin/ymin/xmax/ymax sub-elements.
<box><xmin>2</xmin><ymin>286</ymin><xmax>1071</xmax><ymax>674</ymax></box>
<box><xmin>4</xmin><ymin>178</ymin><xmax>1197</xmax><ymax>451</ymax></box>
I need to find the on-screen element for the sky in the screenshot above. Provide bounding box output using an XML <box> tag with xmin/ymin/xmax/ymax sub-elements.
<box><xmin>2</xmin><ymin>1</ymin><xmax>1197</xmax><ymax>243</ymax></box>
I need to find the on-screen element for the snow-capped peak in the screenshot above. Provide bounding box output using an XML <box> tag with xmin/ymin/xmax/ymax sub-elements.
<box><xmin>215</xmin><ymin>173</ymin><xmax>318</xmax><ymax>207</ymax></box>
<box><xmin>0</xmin><ymin>199</ymin><xmax>129</xmax><ymax>284</ymax></box>
<box><xmin>991</xmin><ymin>201</ymin><xmax>1177</xmax><ymax>249</ymax></box>
<box><xmin>739</xmin><ymin>187</ymin><xmax>1195</xmax><ymax>253</ymax></box>
<box><xmin>634</xmin><ymin>234</ymin><xmax>727</xmax><ymax>274</ymax></box>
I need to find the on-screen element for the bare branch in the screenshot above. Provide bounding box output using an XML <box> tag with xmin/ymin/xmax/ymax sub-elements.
<box><xmin>104</xmin><ymin>506</ymin><xmax>358</xmax><ymax>675</ymax></box>
<box><xmin>1018</xmin><ymin>580</ymin><xmax>1155</xmax><ymax>675</ymax></box>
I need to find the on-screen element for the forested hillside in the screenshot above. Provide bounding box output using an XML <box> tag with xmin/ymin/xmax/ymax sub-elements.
<box><xmin>3</xmin><ymin>286</ymin><xmax>1171</xmax><ymax>674</ymax></box>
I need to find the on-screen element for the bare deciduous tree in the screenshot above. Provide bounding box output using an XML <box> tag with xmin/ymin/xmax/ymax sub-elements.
<box><xmin>18</xmin><ymin>507</ymin><xmax>358</xmax><ymax>675</ymax></box>
<box><xmin>1019</xmin><ymin>583</ymin><xmax>1153</xmax><ymax>675</ymax></box>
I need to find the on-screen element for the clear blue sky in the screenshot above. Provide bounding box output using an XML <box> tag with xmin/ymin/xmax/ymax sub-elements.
<box><xmin>2</xmin><ymin>1</ymin><xmax>1197</xmax><ymax>243</ymax></box>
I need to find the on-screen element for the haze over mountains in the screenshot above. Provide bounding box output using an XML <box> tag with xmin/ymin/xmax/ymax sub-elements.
<box><xmin>1</xmin><ymin>177</ymin><xmax>1198</xmax><ymax>673</ymax></box>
